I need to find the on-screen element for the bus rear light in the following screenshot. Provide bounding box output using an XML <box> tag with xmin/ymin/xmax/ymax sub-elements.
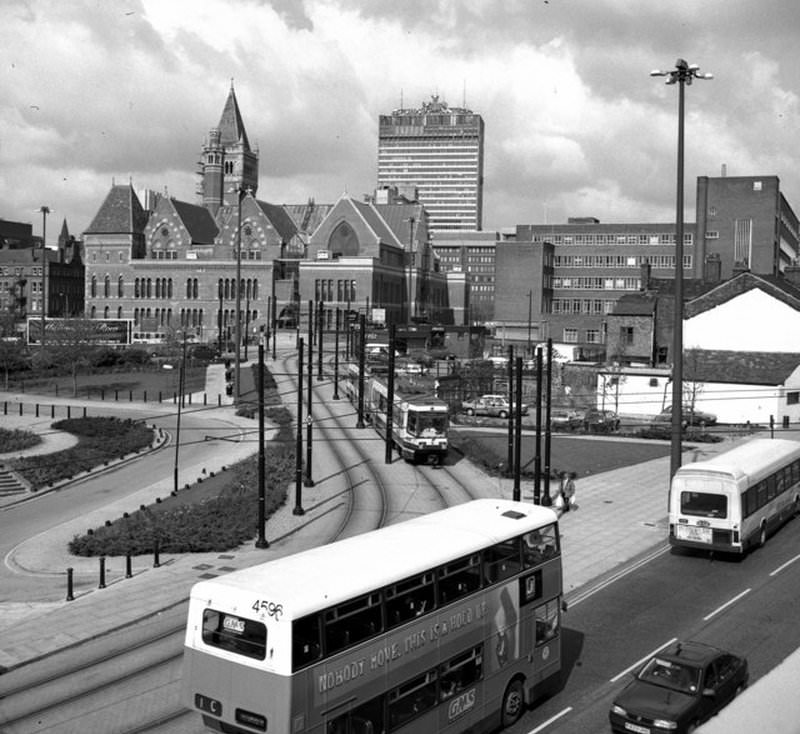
<box><xmin>236</xmin><ymin>708</ymin><xmax>267</xmax><ymax>731</ymax></box>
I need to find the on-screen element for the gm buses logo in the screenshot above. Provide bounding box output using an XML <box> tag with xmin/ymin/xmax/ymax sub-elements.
<box><xmin>448</xmin><ymin>688</ymin><xmax>477</xmax><ymax>721</ymax></box>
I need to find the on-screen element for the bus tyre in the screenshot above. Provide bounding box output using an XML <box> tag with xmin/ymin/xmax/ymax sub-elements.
<box><xmin>501</xmin><ymin>678</ymin><xmax>525</xmax><ymax>727</ymax></box>
<box><xmin>759</xmin><ymin>524</ymin><xmax>767</xmax><ymax>548</ymax></box>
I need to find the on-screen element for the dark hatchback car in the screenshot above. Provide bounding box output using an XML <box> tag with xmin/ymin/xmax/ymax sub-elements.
<box><xmin>583</xmin><ymin>408</ymin><xmax>620</xmax><ymax>432</ymax></box>
<box><xmin>609</xmin><ymin>641</ymin><xmax>748</xmax><ymax>734</ymax></box>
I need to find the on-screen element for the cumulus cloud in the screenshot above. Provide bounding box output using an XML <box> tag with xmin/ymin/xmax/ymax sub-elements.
<box><xmin>1</xmin><ymin>0</ymin><xmax>799</xmax><ymax>240</ymax></box>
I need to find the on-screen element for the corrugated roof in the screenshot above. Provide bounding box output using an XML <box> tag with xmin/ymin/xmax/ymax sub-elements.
<box><xmin>85</xmin><ymin>185</ymin><xmax>148</xmax><ymax>234</ymax></box>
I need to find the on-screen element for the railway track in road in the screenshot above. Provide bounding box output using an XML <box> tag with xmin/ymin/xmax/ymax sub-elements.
<box><xmin>0</xmin><ymin>356</ymin><xmax>492</xmax><ymax>732</ymax></box>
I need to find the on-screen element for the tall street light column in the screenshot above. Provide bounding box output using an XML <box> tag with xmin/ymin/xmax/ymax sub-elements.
<box><xmin>651</xmin><ymin>58</ymin><xmax>712</xmax><ymax>480</ymax></box>
<box><xmin>235</xmin><ymin>187</ymin><xmax>247</xmax><ymax>403</ymax></box>
<box><xmin>39</xmin><ymin>205</ymin><xmax>50</xmax><ymax>346</ymax></box>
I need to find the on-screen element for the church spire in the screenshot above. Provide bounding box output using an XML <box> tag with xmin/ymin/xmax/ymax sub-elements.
<box><xmin>218</xmin><ymin>81</ymin><xmax>251</xmax><ymax>151</ymax></box>
<box><xmin>198</xmin><ymin>83</ymin><xmax>259</xmax><ymax>214</ymax></box>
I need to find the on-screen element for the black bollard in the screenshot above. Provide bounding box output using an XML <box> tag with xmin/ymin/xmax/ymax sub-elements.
<box><xmin>35</xmin><ymin>403</ymin><xmax>39</xmax><ymax>417</ymax></box>
<box><xmin>99</xmin><ymin>556</ymin><xmax>106</xmax><ymax>589</ymax></box>
<box><xmin>153</xmin><ymin>538</ymin><xmax>160</xmax><ymax>568</ymax></box>
<box><xmin>125</xmin><ymin>553</ymin><xmax>132</xmax><ymax>579</ymax></box>
<box><xmin>66</xmin><ymin>567</ymin><xmax>74</xmax><ymax>601</ymax></box>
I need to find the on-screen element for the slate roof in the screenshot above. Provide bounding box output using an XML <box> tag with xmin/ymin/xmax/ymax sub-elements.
<box><xmin>684</xmin><ymin>271</ymin><xmax>800</xmax><ymax>317</ymax></box>
<box><xmin>85</xmin><ymin>185</ymin><xmax>148</xmax><ymax>234</ymax></box>
<box><xmin>685</xmin><ymin>349</ymin><xmax>800</xmax><ymax>385</ymax></box>
<box><xmin>218</xmin><ymin>85</ymin><xmax>250</xmax><ymax>150</ymax></box>
<box><xmin>351</xmin><ymin>199</ymin><xmax>401</xmax><ymax>247</ymax></box>
<box><xmin>255</xmin><ymin>201</ymin><xmax>299</xmax><ymax>242</ymax></box>
<box><xmin>375</xmin><ymin>203</ymin><xmax>426</xmax><ymax>249</ymax></box>
<box><xmin>283</xmin><ymin>201</ymin><xmax>333</xmax><ymax>236</ymax></box>
<box><xmin>612</xmin><ymin>292</ymin><xmax>658</xmax><ymax>316</ymax></box>
<box><xmin>172</xmin><ymin>199</ymin><xmax>218</xmax><ymax>243</ymax></box>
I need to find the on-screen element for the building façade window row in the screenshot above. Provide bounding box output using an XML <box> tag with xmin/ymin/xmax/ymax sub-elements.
<box><xmin>132</xmin><ymin>278</ymin><xmax>174</xmax><ymax>299</ymax></box>
<box><xmin>90</xmin><ymin>275</ymin><xmax>127</xmax><ymax>298</ymax></box>
<box><xmin>555</xmin><ymin>254</ymin><xmax>691</xmax><ymax>269</ymax></box>
<box><xmin>532</xmin><ymin>233</ymin><xmax>694</xmax><ymax>246</ymax></box>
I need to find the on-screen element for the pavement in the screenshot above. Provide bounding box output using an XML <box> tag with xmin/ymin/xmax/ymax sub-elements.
<box><xmin>0</xmin><ymin>339</ymin><xmax>751</xmax><ymax>673</ymax></box>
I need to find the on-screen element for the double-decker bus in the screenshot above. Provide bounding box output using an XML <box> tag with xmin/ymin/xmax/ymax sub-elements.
<box><xmin>668</xmin><ymin>438</ymin><xmax>800</xmax><ymax>554</ymax></box>
<box><xmin>183</xmin><ymin>499</ymin><xmax>564</xmax><ymax>733</ymax></box>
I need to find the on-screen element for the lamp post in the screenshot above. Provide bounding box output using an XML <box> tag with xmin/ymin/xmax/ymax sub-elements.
<box><xmin>234</xmin><ymin>187</ymin><xmax>247</xmax><ymax>402</ymax></box>
<box><xmin>651</xmin><ymin>58</ymin><xmax>712</xmax><ymax>480</ymax></box>
<box><xmin>39</xmin><ymin>205</ymin><xmax>49</xmax><ymax>346</ymax></box>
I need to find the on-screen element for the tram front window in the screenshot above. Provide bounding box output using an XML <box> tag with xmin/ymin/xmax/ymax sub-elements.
<box><xmin>408</xmin><ymin>412</ymin><xmax>447</xmax><ymax>437</ymax></box>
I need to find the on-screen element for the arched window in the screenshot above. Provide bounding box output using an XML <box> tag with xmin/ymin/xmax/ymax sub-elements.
<box><xmin>91</xmin><ymin>275</ymin><xmax>97</xmax><ymax>298</ymax></box>
<box><xmin>328</xmin><ymin>220</ymin><xmax>360</xmax><ymax>256</ymax></box>
<box><xmin>186</xmin><ymin>279</ymin><xmax>191</xmax><ymax>299</ymax></box>
<box><xmin>253</xmin><ymin>279</ymin><xmax>258</xmax><ymax>299</ymax></box>
<box><xmin>146</xmin><ymin>279</ymin><xmax>152</xmax><ymax>298</ymax></box>
<box><xmin>91</xmin><ymin>306</ymin><xmax>96</xmax><ymax>318</ymax></box>
<box><xmin>117</xmin><ymin>306</ymin><xmax>123</xmax><ymax>319</ymax></box>
<box><xmin>104</xmin><ymin>275</ymin><xmax>110</xmax><ymax>298</ymax></box>
<box><xmin>118</xmin><ymin>276</ymin><xmax>124</xmax><ymax>298</ymax></box>
<box><xmin>168</xmin><ymin>279</ymin><xmax>173</xmax><ymax>298</ymax></box>
<box><xmin>192</xmin><ymin>278</ymin><xmax>198</xmax><ymax>299</ymax></box>
<box><xmin>103</xmin><ymin>306</ymin><xmax>109</xmax><ymax>319</ymax></box>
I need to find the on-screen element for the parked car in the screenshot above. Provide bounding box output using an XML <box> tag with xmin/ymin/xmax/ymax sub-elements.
<box><xmin>461</xmin><ymin>394</ymin><xmax>528</xmax><ymax>419</ymax></box>
<box><xmin>550</xmin><ymin>408</ymin><xmax>585</xmax><ymax>431</ymax></box>
<box><xmin>655</xmin><ymin>404</ymin><xmax>717</xmax><ymax>427</ymax></box>
<box><xmin>583</xmin><ymin>408</ymin><xmax>620</xmax><ymax>432</ymax></box>
<box><xmin>609</xmin><ymin>640</ymin><xmax>748</xmax><ymax>734</ymax></box>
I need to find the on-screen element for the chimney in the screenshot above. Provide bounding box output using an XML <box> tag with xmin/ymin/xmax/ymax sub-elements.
<box><xmin>640</xmin><ymin>261</ymin><xmax>651</xmax><ymax>290</ymax></box>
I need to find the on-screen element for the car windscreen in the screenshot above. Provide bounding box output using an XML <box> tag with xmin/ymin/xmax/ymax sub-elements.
<box><xmin>638</xmin><ymin>657</ymin><xmax>700</xmax><ymax>694</ymax></box>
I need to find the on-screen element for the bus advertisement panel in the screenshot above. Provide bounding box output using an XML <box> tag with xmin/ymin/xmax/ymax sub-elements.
<box><xmin>183</xmin><ymin>500</ymin><xmax>564</xmax><ymax>734</ymax></box>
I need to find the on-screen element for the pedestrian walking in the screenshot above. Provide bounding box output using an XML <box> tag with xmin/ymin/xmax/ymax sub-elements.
<box><xmin>563</xmin><ymin>472</ymin><xmax>577</xmax><ymax>511</ymax></box>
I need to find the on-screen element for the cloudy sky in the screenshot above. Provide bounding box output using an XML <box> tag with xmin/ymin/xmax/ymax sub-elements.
<box><xmin>2</xmin><ymin>0</ymin><xmax>798</xmax><ymax>243</ymax></box>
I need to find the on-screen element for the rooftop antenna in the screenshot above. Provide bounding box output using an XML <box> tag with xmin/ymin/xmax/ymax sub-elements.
<box><xmin>400</xmin><ymin>88</ymin><xmax>404</xmax><ymax>109</ymax></box>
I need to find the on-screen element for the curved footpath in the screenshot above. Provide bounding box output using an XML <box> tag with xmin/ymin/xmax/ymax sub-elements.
<box><xmin>0</xmin><ymin>349</ymin><xmax>757</xmax><ymax>673</ymax></box>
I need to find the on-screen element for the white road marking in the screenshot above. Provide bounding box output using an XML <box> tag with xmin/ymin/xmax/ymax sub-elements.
<box><xmin>610</xmin><ymin>638</ymin><xmax>677</xmax><ymax>682</ymax></box>
<box><xmin>702</xmin><ymin>588</ymin><xmax>751</xmax><ymax>621</ymax></box>
<box><xmin>769</xmin><ymin>552</ymin><xmax>800</xmax><ymax>577</ymax></box>
<box><xmin>527</xmin><ymin>706</ymin><xmax>573</xmax><ymax>733</ymax></box>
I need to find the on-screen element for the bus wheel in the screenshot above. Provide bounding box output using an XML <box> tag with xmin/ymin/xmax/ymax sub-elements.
<box><xmin>759</xmin><ymin>524</ymin><xmax>767</xmax><ymax>548</ymax></box>
<box><xmin>501</xmin><ymin>678</ymin><xmax>525</xmax><ymax>727</ymax></box>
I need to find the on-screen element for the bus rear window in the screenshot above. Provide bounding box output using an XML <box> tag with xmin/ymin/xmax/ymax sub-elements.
<box><xmin>202</xmin><ymin>609</ymin><xmax>267</xmax><ymax>660</ymax></box>
<box><xmin>680</xmin><ymin>491</ymin><xmax>727</xmax><ymax>518</ymax></box>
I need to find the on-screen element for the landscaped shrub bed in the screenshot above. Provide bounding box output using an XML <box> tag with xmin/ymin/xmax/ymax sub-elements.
<box><xmin>68</xmin><ymin>421</ymin><xmax>294</xmax><ymax>556</ymax></box>
<box><xmin>0</xmin><ymin>427</ymin><xmax>42</xmax><ymax>453</ymax></box>
<box><xmin>10</xmin><ymin>417</ymin><xmax>154</xmax><ymax>488</ymax></box>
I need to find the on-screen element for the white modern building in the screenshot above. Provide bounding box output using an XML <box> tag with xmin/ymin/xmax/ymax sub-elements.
<box><xmin>377</xmin><ymin>95</ymin><xmax>484</xmax><ymax>233</ymax></box>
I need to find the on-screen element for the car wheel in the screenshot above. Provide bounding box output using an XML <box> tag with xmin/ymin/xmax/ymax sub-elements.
<box><xmin>686</xmin><ymin>722</ymin><xmax>699</xmax><ymax>734</ymax></box>
<box><xmin>499</xmin><ymin>410</ymin><xmax>508</xmax><ymax>419</ymax></box>
<box><xmin>501</xmin><ymin>678</ymin><xmax>525</xmax><ymax>727</ymax></box>
<box><xmin>735</xmin><ymin>682</ymin><xmax>746</xmax><ymax>697</ymax></box>
<box><xmin>466</xmin><ymin>408</ymin><xmax>474</xmax><ymax>416</ymax></box>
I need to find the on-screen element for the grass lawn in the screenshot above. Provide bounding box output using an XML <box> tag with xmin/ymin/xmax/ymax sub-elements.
<box><xmin>451</xmin><ymin>428</ymin><xmax>673</xmax><ymax>479</ymax></box>
<box><xmin>14</xmin><ymin>363</ymin><xmax>208</xmax><ymax>400</ymax></box>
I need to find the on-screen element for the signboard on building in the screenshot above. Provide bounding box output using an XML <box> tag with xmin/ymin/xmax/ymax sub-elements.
<box><xmin>27</xmin><ymin>318</ymin><xmax>133</xmax><ymax>346</ymax></box>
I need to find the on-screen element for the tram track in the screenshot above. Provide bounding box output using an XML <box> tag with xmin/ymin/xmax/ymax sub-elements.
<box><xmin>0</xmin><ymin>354</ymin><xmax>482</xmax><ymax>733</ymax></box>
